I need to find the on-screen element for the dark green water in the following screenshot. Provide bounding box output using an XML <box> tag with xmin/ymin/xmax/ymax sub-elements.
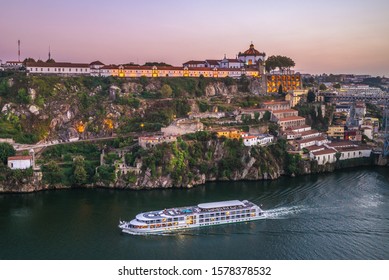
<box><xmin>1</xmin><ymin>167</ymin><xmax>389</xmax><ymax>260</ymax></box>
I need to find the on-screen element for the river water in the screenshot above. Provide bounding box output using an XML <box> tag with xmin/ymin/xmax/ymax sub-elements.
<box><xmin>1</xmin><ymin>167</ymin><xmax>389</xmax><ymax>260</ymax></box>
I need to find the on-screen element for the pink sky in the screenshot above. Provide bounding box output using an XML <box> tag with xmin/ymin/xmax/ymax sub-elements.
<box><xmin>1</xmin><ymin>0</ymin><xmax>388</xmax><ymax>76</ymax></box>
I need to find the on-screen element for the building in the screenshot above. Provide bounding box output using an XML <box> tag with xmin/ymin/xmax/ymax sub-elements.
<box><xmin>138</xmin><ymin>135</ymin><xmax>177</xmax><ymax>149</ymax></box>
<box><xmin>26</xmin><ymin>61</ymin><xmax>90</xmax><ymax>75</ymax></box>
<box><xmin>205</xmin><ymin>59</ymin><xmax>221</xmax><ymax>68</ymax></box>
<box><xmin>336</xmin><ymin>146</ymin><xmax>372</xmax><ymax>160</ymax></box>
<box><xmin>285</xmin><ymin>89</ymin><xmax>308</xmax><ymax>107</ymax></box>
<box><xmin>4</xmin><ymin>61</ymin><xmax>23</xmax><ymax>68</ymax></box>
<box><xmin>309</xmin><ymin>149</ymin><xmax>337</xmax><ymax>165</ymax></box>
<box><xmin>161</xmin><ymin>119</ymin><xmax>204</xmax><ymax>135</ymax></box>
<box><xmin>278</xmin><ymin>116</ymin><xmax>306</xmax><ymax>130</ymax></box>
<box><xmin>7</xmin><ymin>155</ymin><xmax>33</xmax><ymax>169</ymax></box>
<box><xmin>327</xmin><ymin>126</ymin><xmax>345</xmax><ymax>140</ymax></box>
<box><xmin>262</xmin><ymin>101</ymin><xmax>290</xmax><ymax>111</ymax></box>
<box><xmin>237</xmin><ymin>43</ymin><xmax>266</xmax><ymax>69</ymax></box>
<box><xmin>271</xmin><ymin>109</ymin><xmax>299</xmax><ymax>122</ymax></box>
<box><xmin>182</xmin><ymin>60</ymin><xmax>206</xmax><ymax>68</ymax></box>
<box><xmin>219</xmin><ymin>57</ymin><xmax>243</xmax><ymax>69</ymax></box>
<box><xmin>266</xmin><ymin>74</ymin><xmax>303</xmax><ymax>93</ymax></box>
<box><xmin>216</xmin><ymin>129</ymin><xmax>241</xmax><ymax>139</ymax></box>
<box><xmin>242</xmin><ymin>134</ymin><xmax>274</xmax><ymax>147</ymax></box>
<box><xmin>237</xmin><ymin>108</ymin><xmax>269</xmax><ymax>122</ymax></box>
<box><xmin>294</xmin><ymin>136</ymin><xmax>329</xmax><ymax>150</ymax></box>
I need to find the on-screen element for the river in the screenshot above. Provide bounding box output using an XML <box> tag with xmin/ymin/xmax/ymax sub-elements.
<box><xmin>1</xmin><ymin>167</ymin><xmax>388</xmax><ymax>259</ymax></box>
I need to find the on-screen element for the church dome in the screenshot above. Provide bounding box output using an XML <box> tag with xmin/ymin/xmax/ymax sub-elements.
<box><xmin>241</xmin><ymin>43</ymin><xmax>264</xmax><ymax>56</ymax></box>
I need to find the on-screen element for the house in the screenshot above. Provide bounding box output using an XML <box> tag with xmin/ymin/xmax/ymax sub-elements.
<box><xmin>216</xmin><ymin>129</ymin><xmax>241</xmax><ymax>139</ymax></box>
<box><xmin>219</xmin><ymin>57</ymin><xmax>242</xmax><ymax>69</ymax></box>
<box><xmin>327</xmin><ymin>126</ymin><xmax>345</xmax><ymax>140</ymax></box>
<box><xmin>294</xmin><ymin>136</ymin><xmax>329</xmax><ymax>150</ymax></box>
<box><xmin>242</xmin><ymin>134</ymin><xmax>274</xmax><ymax>147</ymax></box>
<box><xmin>26</xmin><ymin>61</ymin><xmax>90</xmax><ymax>75</ymax></box>
<box><xmin>182</xmin><ymin>60</ymin><xmax>206</xmax><ymax>68</ymax></box>
<box><xmin>138</xmin><ymin>135</ymin><xmax>177</xmax><ymax>149</ymax></box>
<box><xmin>270</xmin><ymin>109</ymin><xmax>299</xmax><ymax>122</ymax></box>
<box><xmin>309</xmin><ymin>149</ymin><xmax>337</xmax><ymax>165</ymax></box>
<box><xmin>205</xmin><ymin>59</ymin><xmax>221</xmax><ymax>68</ymax></box>
<box><xmin>7</xmin><ymin>155</ymin><xmax>33</xmax><ymax>169</ymax></box>
<box><xmin>336</xmin><ymin>146</ymin><xmax>371</xmax><ymax>160</ymax></box>
<box><xmin>285</xmin><ymin>89</ymin><xmax>308</xmax><ymax>107</ymax></box>
<box><xmin>262</xmin><ymin>101</ymin><xmax>290</xmax><ymax>111</ymax></box>
<box><xmin>277</xmin><ymin>116</ymin><xmax>306</xmax><ymax>130</ymax></box>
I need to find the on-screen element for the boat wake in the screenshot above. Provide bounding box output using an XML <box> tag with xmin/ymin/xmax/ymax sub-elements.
<box><xmin>261</xmin><ymin>205</ymin><xmax>307</xmax><ymax>219</ymax></box>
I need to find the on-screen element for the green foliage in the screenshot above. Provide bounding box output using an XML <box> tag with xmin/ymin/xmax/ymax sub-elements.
<box><xmin>17</xmin><ymin>88</ymin><xmax>30</xmax><ymax>104</ymax></box>
<box><xmin>307</xmin><ymin>90</ymin><xmax>316</xmax><ymax>103</ymax></box>
<box><xmin>160</xmin><ymin>84</ymin><xmax>173</xmax><ymax>98</ymax></box>
<box><xmin>319</xmin><ymin>84</ymin><xmax>327</xmax><ymax>91</ymax></box>
<box><xmin>265</xmin><ymin>55</ymin><xmax>295</xmax><ymax>73</ymax></box>
<box><xmin>238</xmin><ymin>74</ymin><xmax>250</xmax><ymax>92</ymax></box>
<box><xmin>72</xmin><ymin>156</ymin><xmax>87</xmax><ymax>185</ymax></box>
<box><xmin>263</xmin><ymin>111</ymin><xmax>271</xmax><ymax>121</ymax></box>
<box><xmin>0</xmin><ymin>143</ymin><xmax>16</xmax><ymax>164</ymax></box>
<box><xmin>96</xmin><ymin>165</ymin><xmax>116</xmax><ymax>183</ymax></box>
<box><xmin>42</xmin><ymin>160</ymin><xmax>63</xmax><ymax>185</ymax></box>
<box><xmin>285</xmin><ymin>153</ymin><xmax>301</xmax><ymax>175</ymax></box>
<box><xmin>143</xmin><ymin>62</ymin><xmax>172</xmax><ymax>67</ymax></box>
<box><xmin>197</xmin><ymin>100</ymin><xmax>210</xmax><ymax>112</ymax></box>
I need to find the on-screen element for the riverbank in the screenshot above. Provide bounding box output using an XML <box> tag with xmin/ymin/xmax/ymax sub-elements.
<box><xmin>1</xmin><ymin>153</ymin><xmax>386</xmax><ymax>193</ymax></box>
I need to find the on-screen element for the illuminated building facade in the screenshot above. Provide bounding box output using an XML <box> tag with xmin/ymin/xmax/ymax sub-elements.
<box><xmin>266</xmin><ymin>74</ymin><xmax>302</xmax><ymax>93</ymax></box>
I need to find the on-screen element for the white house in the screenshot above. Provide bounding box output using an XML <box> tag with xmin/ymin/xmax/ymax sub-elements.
<box><xmin>7</xmin><ymin>155</ymin><xmax>33</xmax><ymax>169</ymax></box>
<box><xmin>310</xmin><ymin>149</ymin><xmax>337</xmax><ymax>165</ymax></box>
<box><xmin>242</xmin><ymin>134</ymin><xmax>274</xmax><ymax>147</ymax></box>
<box><xmin>219</xmin><ymin>57</ymin><xmax>243</xmax><ymax>69</ymax></box>
<box><xmin>336</xmin><ymin>146</ymin><xmax>371</xmax><ymax>160</ymax></box>
<box><xmin>26</xmin><ymin>61</ymin><xmax>90</xmax><ymax>75</ymax></box>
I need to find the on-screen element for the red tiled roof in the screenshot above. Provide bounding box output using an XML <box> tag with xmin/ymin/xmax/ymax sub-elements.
<box><xmin>312</xmin><ymin>149</ymin><xmax>337</xmax><ymax>156</ymax></box>
<box><xmin>183</xmin><ymin>60</ymin><xmax>206</xmax><ymax>65</ymax></box>
<box><xmin>239</xmin><ymin>43</ymin><xmax>265</xmax><ymax>56</ymax></box>
<box><xmin>272</xmin><ymin>109</ymin><xmax>298</xmax><ymax>114</ymax></box>
<box><xmin>8</xmin><ymin>155</ymin><xmax>32</xmax><ymax>161</ymax></box>
<box><xmin>278</xmin><ymin>116</ymin><xmax>306</xmax><ymax>122</ymax></box>
<box><xmin>296</xmin><ymin>136</ymin><xmax>327</xmax><ymax>144</ymax></box>
<box><xmin>90</xmin><ymin>60</ymin><xmax>104</xmax><ymax>66</ymax></box>
<box><xmin>26</xmin><ymin>62</ymin><xmax>89</xmax><ymax>68</ymax></box>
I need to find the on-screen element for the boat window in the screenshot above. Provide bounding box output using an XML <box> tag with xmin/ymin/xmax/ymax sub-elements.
<box><xmin>216</xmin><ymin>213</ymin><xmax>220</xmax><ymax>216</ymax></box>
<box><xmin>173</xmin><ymin>218</ymin><xmax>178</xmax><ymax>221</ymax></box>
<box><xmin>199</xmin><ymin>215</ymin><xmax>204</xmax><ymax>218</ymax></box>
<box><xmin>167</xmin><ymin>218</ymin><xmax>172</xmax><ymax>222</ymax></box>
<box><xmin>179</xmin><ymin>217</ymin><xmax>184</xmax><ymax>221</ymax></box>
<box><xmin>199</xmin><ymin>219</ymin><xmax>204</xmax><ymax>223</ymax></box>
<box><xmin>210</xmin><ymin>213</ymin><xmax>214</xmax><ymax>217</ymax></box>
<box><xmin>205</xmin><ymin>219</ymin><xmax>209</xmax><ymax>222</ymax></box>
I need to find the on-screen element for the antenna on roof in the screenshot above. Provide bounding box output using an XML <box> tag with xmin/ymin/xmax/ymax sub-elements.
<box><xmin>48</xmin><ymin>45</ymin><xmax>51</xmax><ymax>60</ymax></box>
<box><xmin>18</xmin><ymin>40</ymin><xmax>20</xmax><ymax>62</ymax></box>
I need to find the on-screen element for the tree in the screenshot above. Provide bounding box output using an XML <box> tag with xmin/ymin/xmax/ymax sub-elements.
<box><xmin>0</xmin><ymin>143</ymin><xmax>16</xmax><ymax>165</ymax></box>
<box><xmin>265</xmin><ymin>55</ymin><xmax>295</xmax><ymax>73</ymax></box>
<box><xmin>278</xmin><ymin>84</ymin><xmax>284</xmax><ymax>96</ymax></box>
<box><xmin>17</xmin><ymin>88</ymin><xmax>31</xmax><ymax>104</ymax></box>
<box><xmin>72</xmin><ymin>156</ymin><xmax>87</xmax><ymax>185</ymax></box>
<box><xmin>161</xmin><ymin>84</ymin><xmax>173</xmax><ymax>98</ymax></box>
<box><xmin>307</xmin><ymin>90</ymin><xmax>316</xmax><ymax>103</ymax></box>
<box><xmin>263</xmin><ymin>111</ymin><xmax>271</xmax><ymax>121</ymax></box>
<box><xmin>319</xmin><ymin>84</ymin><xmax>327</xmax><ymax>91</ymax></box>
<box><xmin>333</xmin><ymin>83</ymin><xmax>341</xmax><ymax>89</ymax></box>
<box><xmin>46</xmin><ymin>58</ymin><xmax>56</xmax><ymax>63</ymax></box>
<box><xmin>44</xmin><ymin>160</ymin><xmax>62</xmax><ymax>185</ymax></box>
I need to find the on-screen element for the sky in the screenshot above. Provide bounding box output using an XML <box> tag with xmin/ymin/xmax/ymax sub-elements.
<box><xmin>1</xmin><ymin>0</ymin><xmax>388</xmax><ymax>76</ymax></box>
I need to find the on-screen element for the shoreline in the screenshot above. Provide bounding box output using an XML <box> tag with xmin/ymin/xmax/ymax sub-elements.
<box><xmin>1</xmin><ymin>162</ymin><xmax>387</xmax><ymax>194</ymax></box>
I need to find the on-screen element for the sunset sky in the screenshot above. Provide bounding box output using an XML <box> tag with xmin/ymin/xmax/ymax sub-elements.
<box><xmin>1</xmin><ymin>0</ymin><xmax>388</xmax><ymax>76</ymax></box>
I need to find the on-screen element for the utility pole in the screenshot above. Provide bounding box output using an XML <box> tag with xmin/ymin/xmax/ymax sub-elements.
<box><xmin>384</xmin><ymin>103</ymin><xmax>389</xmax><ymax>156</ymax></box>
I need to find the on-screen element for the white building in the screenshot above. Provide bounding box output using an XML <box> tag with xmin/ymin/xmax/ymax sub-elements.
<box><xmin>237</xmin><ymin>43</ymin><xmax>266</xmax><ymax>67</ymax></box>
<box><xmin>219</xmin><ymin>57</ymin><xmax>243</xmax><ymax>69</ymax></box>
<box><xmin>242</xmin><ymin>134</ymin><xmax>274</xmax><ymax>147</ymax></box>
<box><xmin>182</xmin><ymin>60</ymin><xmax>206</xmax><ymax>68</ymax></box>
<box><xmin>26</xmin><ymin>61</ymin><xmax>90</xmax><ymax>75</ymax></box>
<box><xmin>7</xmin><ymin>155</ymin><xmax>33</xmax><ymax>169</ymax></box>
<box><xmin>310</xmin><ymin>149</ymin><xmax>337</xmax><ymax>165</ymax></box>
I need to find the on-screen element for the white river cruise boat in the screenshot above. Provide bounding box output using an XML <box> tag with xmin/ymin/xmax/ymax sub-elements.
<box><xmin>119</xmin><ymin>200</ymin><xmax>263</xmax><ymax>235</ymax></box>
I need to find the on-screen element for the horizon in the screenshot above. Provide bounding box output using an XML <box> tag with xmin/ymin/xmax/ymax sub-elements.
<box><xmin>1</xmin><ymin>0</ymin><xmax>388</xmax><ymax>76</ymax></box>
